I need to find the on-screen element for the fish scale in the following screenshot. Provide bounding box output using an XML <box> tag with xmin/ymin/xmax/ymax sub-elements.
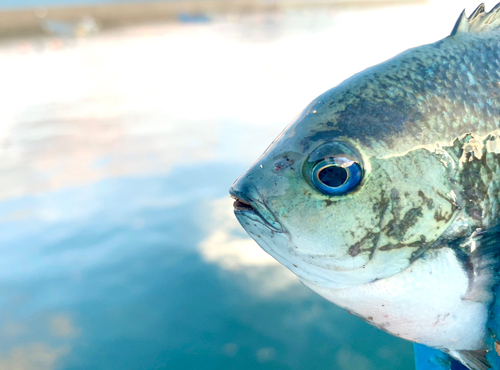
<box><xmin>231</xmin><ymin>3</ymin><xmax>500</xmax><ymax>370</ymax></box>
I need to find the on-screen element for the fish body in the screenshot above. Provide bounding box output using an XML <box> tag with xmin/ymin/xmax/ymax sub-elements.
<box><xmin>230</xmin><ymin>4</ymin><xmax>500</xmax><ymax>370</ymax></box>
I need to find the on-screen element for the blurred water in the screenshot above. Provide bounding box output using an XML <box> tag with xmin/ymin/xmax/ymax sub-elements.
<box><xmin>0</xmin><ymin>1</ymin><xmax>488</xmax><ymax>369</ymax></box>
<box><xmin>1</xmin><ymin>0</ymin><xmax>170</xmax><ymax>10</ymax></box>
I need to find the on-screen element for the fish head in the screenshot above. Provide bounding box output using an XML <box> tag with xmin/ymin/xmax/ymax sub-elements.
<box><xmin>230</xmin><ymin>75</ymin><xmax>460</xmax><ymax>289</ymax></box>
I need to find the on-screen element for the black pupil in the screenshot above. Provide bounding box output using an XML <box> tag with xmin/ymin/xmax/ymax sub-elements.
<box><xmin>318</xmin><ymin>166</ymin><xmax>348</xmax><ymax>188</ymax></box>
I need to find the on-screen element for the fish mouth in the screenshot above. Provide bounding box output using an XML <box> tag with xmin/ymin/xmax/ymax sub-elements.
<box><xmin>232</xmin><ymin>197</ymin><xmax>255</xmax><ymax>212</ymax></box>
<box><xmin>229</xmin><ymin>189</ymin><xmax>284</xmax><ymax>233</ymax></box>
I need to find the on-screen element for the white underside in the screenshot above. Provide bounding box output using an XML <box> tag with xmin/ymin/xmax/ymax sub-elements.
<box><xmin>303</xmin><ymin>248</ymin><xmax>490</xmax><ymax>350</ymax></box>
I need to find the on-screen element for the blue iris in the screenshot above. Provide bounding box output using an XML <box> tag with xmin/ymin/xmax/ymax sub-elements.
<box><xmin>311</xmin><ymin>157</ymin><xmax>362</xmax><ymax>195</ymax></box>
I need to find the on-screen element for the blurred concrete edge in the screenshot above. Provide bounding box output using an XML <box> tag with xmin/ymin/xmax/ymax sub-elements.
<box><xmin>0</xmin><ymin>0</ymin><xmax>427</xmax><ymax>39</ymax></box>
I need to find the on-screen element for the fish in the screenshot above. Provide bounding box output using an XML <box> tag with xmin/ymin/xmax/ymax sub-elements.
<box><xmin>229</xmin><ymin>3</ymin><xmax>500</xmax><ymax>370</ymax></box>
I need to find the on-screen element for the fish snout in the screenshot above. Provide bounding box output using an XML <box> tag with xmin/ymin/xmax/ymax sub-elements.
<box><xmin>229</xmin><ymin>173</ymin><xmax>284</xmax><ymax>232</ymax></box>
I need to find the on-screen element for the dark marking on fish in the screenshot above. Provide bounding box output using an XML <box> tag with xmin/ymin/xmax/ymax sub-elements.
<box><xmin>301</xmin><ymin>130</ymin><xmax>342</xmax><ymax>150</ymax></box>
<box><xmin>435</xmin><ymin>191</ymin><xmax>460</xmax><ymax>211</ymax></box>
<box><xmin>372</xmin><ymin>189</ymin><xmax>390</xmax><ymax>214</ymax></box>
<box><xmin>410</xmin><ymin>244</ymin><xmax>428</xmax><ymax>263</ymax></box>
<box><xmin>348</xmin><ymin>232</ymin><xmax>379</xmax><ymax>257</ymax></box>
<box><xmin>434</xmin><ymin>208</ymin><xmax>451</xmax><ymax>222</ymax></box>
<box><xmin>452</xmin><ymin>245</ymin><xmax>475</xmax><ymax>293</ymax></box>
<box><xmin>379</xmin><ymin>240</ymin><xmax>422</xmax><ymax>252</ymax></box>
<box><xmin>348</xmin><ymin>243</ymin><xmax>361</xmax><ymax>257</ymax></box>
<box><xmin>418</xmin><ymin>190</ymin><xmax>435</xmax><ymax>210</ymax></box>
<box><xmin>350</xmin><ymin>190</ymin><xmax>391</xmax><ymax>258</ymax></box>
<box><xmin>459</xmin><ymin>151</ymin><xmax>490</xmax><ymax>224</ymax></box>
<box><xmin>386</xmin><ymin>200</ymin><xmax>424</xmax><ymax>240</ymax></box>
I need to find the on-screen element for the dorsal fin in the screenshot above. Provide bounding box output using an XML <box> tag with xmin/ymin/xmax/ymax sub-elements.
<box><xmin>450</xmin><ymin>2</ymin><xmax>500</xmax><ymax>36</ymax></box>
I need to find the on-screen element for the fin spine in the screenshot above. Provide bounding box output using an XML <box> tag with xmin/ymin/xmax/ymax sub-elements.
<box><xmin>450</xmin><ymin>2</ymin><xmax>500</xmax><ymax>36</ymax></box>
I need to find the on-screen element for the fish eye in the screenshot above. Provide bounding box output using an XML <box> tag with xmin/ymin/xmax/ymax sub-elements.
<box><xmin>311</xmin><ymin>157</ymin><xmax>362</xmax><ymax>195</ymax></box>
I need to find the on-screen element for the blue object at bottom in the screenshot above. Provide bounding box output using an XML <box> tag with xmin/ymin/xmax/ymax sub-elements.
<box><xmin>414</xmin><ymin>344</ymin><xmax>468</xmax><ymax>370</ymax></box>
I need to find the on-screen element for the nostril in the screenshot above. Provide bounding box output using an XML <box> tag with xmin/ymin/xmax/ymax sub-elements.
<box><xmin>273</xmin><ymin>157</ymin><xmax>295</xmax><ymax>173</ymax></box>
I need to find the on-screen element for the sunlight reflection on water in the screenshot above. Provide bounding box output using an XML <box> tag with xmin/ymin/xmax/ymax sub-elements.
<box><xmin>0</xmin><ymin>1</ymin><xmax>488</xmax><ymax>368</ymax></box>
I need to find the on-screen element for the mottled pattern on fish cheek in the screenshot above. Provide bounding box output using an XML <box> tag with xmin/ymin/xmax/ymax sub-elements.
<box><xmin>384</xmin><ymin>189</ymin><xmax>424</xmax><ymax>241</ymax></box>
<box><xmin>347</xmin><ymin>192</ymin><xmax>388</xmax><ymax>258</ymax></box>
<box><xmin>336</xmin><ymin>154</ymin><xmax>445</xmax><ymax>260</ymax></box>
<box><xmin>257</xmin><ymin>149</ymin><xmax>457</xmax><ymax>279</ymax></box>
<box><xmin>362</xmin><ymin>150</ymin><xmax>457</xmax><ymax>257</ymax></box>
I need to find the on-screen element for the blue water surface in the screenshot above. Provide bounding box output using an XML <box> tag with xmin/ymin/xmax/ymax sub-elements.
<box><xmin>0</xmin><ymin>164</ymin><xmax>414</xmax><ymax>369</ymax></box>
<box><xmin>0</xmin><ymin>6</ymin><xmax>420</xmax><ymax>369</ymax></box>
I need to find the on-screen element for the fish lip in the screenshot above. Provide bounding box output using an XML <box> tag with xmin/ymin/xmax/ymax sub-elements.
<box><xmin>233</xmin><ymin>199</ymin><xmax>255</xmax><ymax>212</ymax></box>
<box><xmin>231</xmin><ymin>194</ymin><xmax>255</xmax><ymax>212</ymax></box>
<box><xmin>229</xmin><ymin>188</ymin><xmax>284</xmax><ymax>233</ymax></box>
